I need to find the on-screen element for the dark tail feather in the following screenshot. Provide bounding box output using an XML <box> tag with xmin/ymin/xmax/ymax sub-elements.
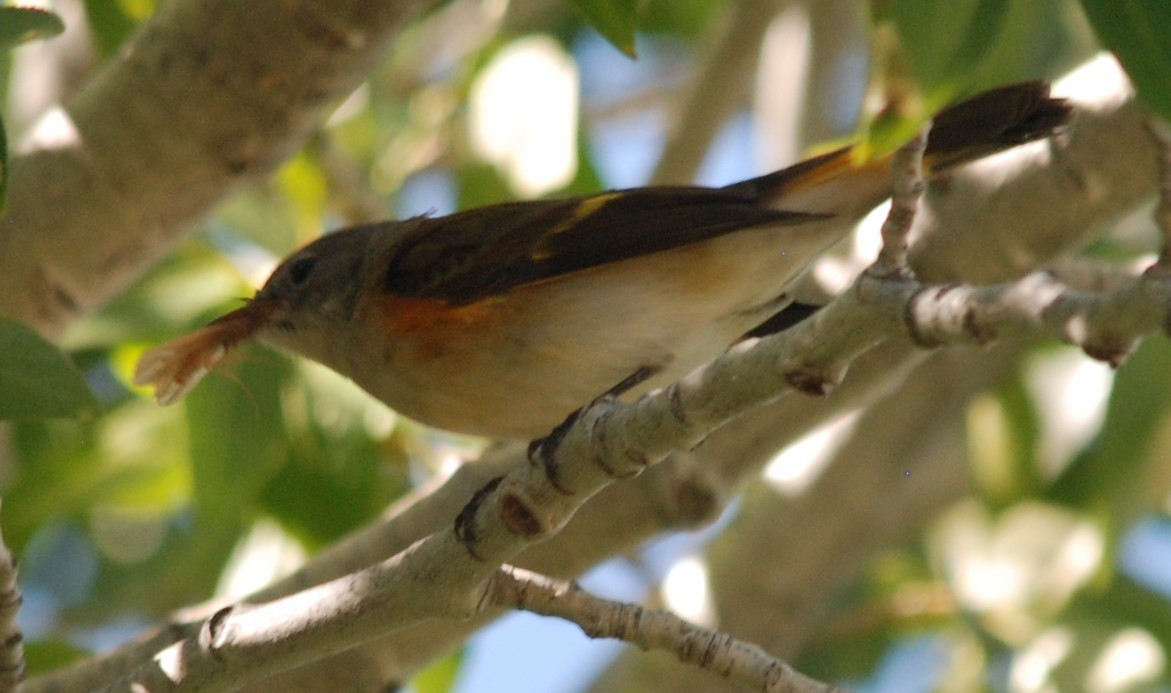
<box><xmin>924</xmin><ymin>81</ymin><xmax>1071</xmax><ymax>172</ymax></box>
<box><xmin>729</xmin><ymin>82</ymin><xmax>1070</xmax><ymax>206</ymax></box>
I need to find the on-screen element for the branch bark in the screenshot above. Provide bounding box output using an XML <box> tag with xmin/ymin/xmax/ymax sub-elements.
<box><xmin>0</xmin><ymin>0</ymin><xmax>445</xmax><ymax>339</ymax></box>
<box><xmin>10</xmin><ymin>8</ymin><xmax>1162</xmax><ymax>686</ymax></box>
<box><xmin>592</xmin><ymin>55</ymin><xmax>1160</xmax><ymax>693</ymax></box>
<box><xmin>486</xmin><ymin>566</ymin><xmax>846</xmax><ymax>693</ymax></box>
<box><xmin>32</xmin><ymin>84</ymin><xmax>1171</xmax><ymax>690</ymax></box>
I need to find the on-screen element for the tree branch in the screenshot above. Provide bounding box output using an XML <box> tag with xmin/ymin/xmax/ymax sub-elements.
<box><xmin>910</xmin><ymin>56</ymin><xmax>1156</xmax><ymax>282</ymax></box>
<box><xmin>22</xmin><ymin>55</ymin><xmax>1166</xmax><ymax>693</ymax></box>
<box><xmin>485</xmin><ymin>566</ymin><xmax>846</xmax><ymax>693</ymax></box>
<box><xmin>591</xmin><ymin>57</ymin><xmax>1165</xmax><ymax>692</ymax></box>
<box><xmin>0</xmin><ymin>0</ymin><xmax>445</xmax><ymax>339</ymax></box>
<box><xmin>46</xmin><ymin>130</ymin><xmax>935</xmax><ymax>693</ymax></box>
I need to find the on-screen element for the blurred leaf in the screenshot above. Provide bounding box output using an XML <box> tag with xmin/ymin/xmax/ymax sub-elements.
<box><xmin>967</xmin><ymin>394</ymin><xmax>1020</xmax><ymax>504</ymax></box>
<box><xmin>262</xmin><ymin>460</ymin><xmax>384</xmax><ymax>549</ymax></box>
<box><xmin>892</xmin><ymin>0</ymin><xmax>1010</xmax><ymax>93</ymax></box>
<box><xmin>214</xmin><ymin>185</ymin><xmax>301</xmax><ymax>255</ymax></box>
<box><xmin>186</xmin><ymin>349</ymin><xmax>292</xmax><ymax>518</ymax></box>
<box><xmin>0</xmin><ymin>318</ymin><xmax>97</xmax><ymax>420</ymax></box>
<box><xmin>260</xmin><ymin>362</ymin><xmax>409</xmax><ymax>547</ymax></box>
<box><xmin>1047</xmin><ymin>336</ymin><xmax>1171</xmax><ymax>518</ymax></box>
<box><xmin>261</xmin><ymin>427</ymin><xmax>406</xmax><ymax>549</ymax></box>
<box><xmin>973</xmin><ymin>0</ymin><xmax>1098</xmax><ymax>89</ymax></box>
<box><xmin>276</xmin><ymin>151</ymin><xmax>330</xmax><ymax>242</ymax></box>
<box><xmin>570</xmin><ymin>0</ymin><xmax>640</xmax><ymax>58</ymax></box>
<box><xmin>798</xmin><ymin>614</ymin><xmax>903</xmax><ymax>682</ymax></box>
<box><xmin>66</xmin><ymin>243</ymin><xmax>252</xmax><ymax>350</ymax></box>
<box><xmin>82</xmin><ymin>1</ymin><xmax>159</xmax><ymax>55</ymax></box>
<box><xmin>116</xmin><ymin>0</ymin><xmax>158</xmax><ymax>20</ymax></box>
<box><xmin>0</xmin><ymin>6</ymin><xmax>64</xmax><ymax>52</ymax></box>
<box><xmin>83</xmin><ymin>0</ymin><xmax>137</xmax><ymax>56</ymax></box>
<box><xmin>7</xmin><ymin>419</ymin><xmax>104</xmax><ymax>550</ymax></box>
<box><xmin>72</xmin><ymin>353</ymin><xmax>294</xmax><ymax>618</ymax></box>
<box><xmin>4</xmin><ymin>403</ymin><xmax>190</xmax><ymax>554</ymax></box>
<box><xmin>1079</xmin><ymin>0</ymin><xmax>1171</xmax><ymax>122</ymax></box>
<box><xmin>988</xmin><ymin>372</ymin><xmax>1044</xmax><ymax>504</ymax></box>
<box><xmin>412</xmin><ymin>649</ymin><xmax>464</xmax><ymax>693</ymax></box>
<box><xmin>24</xmin><ymin>638</ymin><xmax>88</xmax><ymax>675</ymax></box>
<box><xmin>1066</xmin><ymin>573</ymin><xmax>1171</xmax><ymax>663</ymax></box>
<box><xmin>862</xmin><ymin>0</ymin><xmax>1011</xmax><ymax>160</ymax></box>
<box><xmin>85</xmin><ymin>510</ymin><xmax>236</xmax><ymax>617</ymax></box>
<box><xmin>638</xmin><ymin>0</ymin><xmax>722</xmax><ymax>38</ymax></box>
<box><xmin>800</xmin><ymin>552</ymin><xmax>944</xmax><ymax>680</ymax></box>
<box><xmin>456</xmin><ymin>162</ymin><xmax>514</xmax><ymax>210</ymax></box>
<box><xmin>554</xmin><ymin>135</ymin><xmax>605</xmax><ymax>197</ymax></box>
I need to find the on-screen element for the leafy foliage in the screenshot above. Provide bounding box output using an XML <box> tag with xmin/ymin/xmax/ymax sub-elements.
<box><xmin>0</xmin><ymin>318</ymin><xmax>96</xmax><ymax>420</ymax></box>
<box><xmin>1079</xmin><ymin>0</ymin><xmax>1171</xmax><ymax>121</ymax></box>
<box><xmin>0</xmin><ymin>6</ymin><xmax>64</xmax><ymax>53</ymax></box>
<box><xmin>2</xmin><ymin>1</ymin><xmax>1170</xmax><ymax>690</ymax></box>
<box><xmin>569</xmin><ymin>0</ymin><xmax>642</xmax><ymax>57</ymax></box>
<box><xmin>862</xmin><ymin>0</ymin><xmax>1094</xmax><ymax>159</ymax></box>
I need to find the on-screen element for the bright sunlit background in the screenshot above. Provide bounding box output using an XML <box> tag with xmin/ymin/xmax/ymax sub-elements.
<box><xmin>6</xmin><ymin>2</ymin><xmax>1171</xmax><ymax>692</ymax></box>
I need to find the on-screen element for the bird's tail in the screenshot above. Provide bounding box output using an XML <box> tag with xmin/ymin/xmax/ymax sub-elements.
<box><xmin>917</xmin><ymin>81</ymin><xmax>1071</xmax><ymax>172</ymax></box>
<box><xmin>733</xmin><ymin>81</ymin><xmax>1071</xmax><ymax>217</ymax></box>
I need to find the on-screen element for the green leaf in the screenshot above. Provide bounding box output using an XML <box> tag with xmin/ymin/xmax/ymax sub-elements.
<box><xmin>456</xmin><ymin>162</ymin><xmax>514</xmax><ymax>211</ymax></box>
<box><xmin>892</xmin><ymin>0</ymin><xmax>1010</xmax><ymax>95</ymax></box>
<box><xmin>0</xmin><ymin>318</ymin><xmax>97</xmax><ymax>420</ymax></box>
<box><xmin>1047</xmin><ymin>336</ymin><xmax>1171</xmax><ymax>520</ymax></box>
<box><xmin>1065</xmin><ymin>574</ymin><xmax>1171</xmax><ymax>663</ymax></box>
<box><xmin>638</xmin><ymin>0</ymin><xmax>721</xmax><ymax>39</ymax></box>
<box><xmin>185</xmin><ymin>349</ymin><xmax>291</xmax><ymax>518</ymax></box>
<box><xmin>570</xmin><ymin>0</ymin><xmax>640</xmax><ymax>58</ymax></box>
<box><xmin>0</xmin><ymin>6</ymin><xmax>65</xmax><ymax>53</ymax></box>
<box><xmin>24</xmin><ymin>638</ymin><xmax>88</xmax><ymax>675</ymax></box>
<box><xmin>1079</xmin><ymin>0</ymin><xmax>1171</xmax><ymax>122</ymax></box>
<box><xmin>862</xmin><ymin>0</ymin><xmax>1012</xmax><ymax>159</ymax></box>
<box><xmin>412</xmin><ymin>650</ymin><xmax>464</xmax><ymax>693</ymax></box>
<box><xmin>83</xmin><ymin>0</ymin><xmax>139</xmax><ymax>56</ymax></box>
<box><xmin>261</xmin><ymin>421</ymin><xmax>406</xmax><ymax>549</ymax></box>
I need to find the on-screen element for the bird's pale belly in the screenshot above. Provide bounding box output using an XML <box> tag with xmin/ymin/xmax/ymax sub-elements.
<box><xmin>337</xmin><ymin>232</ymin><xmax>822</xmax><ymax>438</ymax></box>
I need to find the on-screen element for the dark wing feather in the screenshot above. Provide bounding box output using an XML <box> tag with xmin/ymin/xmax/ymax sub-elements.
<box><xmin>382</xmin><ymin>187</ymin><xmax>822</xmax><ymax>304</ymax></box>
<box><xmin>381</xmin><ymin>82</ymin><xmax>1069</xmax><ymax>306</ymax></box>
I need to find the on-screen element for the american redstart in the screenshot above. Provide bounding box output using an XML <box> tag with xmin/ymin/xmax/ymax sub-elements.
<box><xmin>136</xmin><ymin>82</ymin><xmax>1069</xmax><ymax>438</ymax></box>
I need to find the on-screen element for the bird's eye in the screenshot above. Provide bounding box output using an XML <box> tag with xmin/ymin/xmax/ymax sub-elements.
<box><xmin>288</xmin><ymin>256</ymin><xmax>316</xmax><ymax>286</ymax></box>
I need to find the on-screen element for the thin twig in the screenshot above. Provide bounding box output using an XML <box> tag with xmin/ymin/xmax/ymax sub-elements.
<box><xmin>29</xmin><ymin>88</ymin><xmax>1171</xmax><ymax>693</ymax></box>
<box><xmin>0</xmin><ymin>502</ymin><xmax>25</xmax><ymax>692</ymax></box>
<box><xmin>485</xmin><ymin>566</ymin><xmax>847</xmax><ymax>693</ymax></box>
<box><xmin>872</xmin><ymin>123</ymin><xmax>929</xmax><ymax>276</ymax></box>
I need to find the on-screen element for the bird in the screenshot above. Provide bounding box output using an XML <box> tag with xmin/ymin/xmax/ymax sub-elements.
<box><xmin>135</xmin><ymin>82</ymin><xmax>1070</xmax><ymax>439</ymax></box>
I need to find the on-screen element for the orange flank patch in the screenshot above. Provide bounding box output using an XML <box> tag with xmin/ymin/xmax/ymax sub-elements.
<box><xmin>374</xmin><ymin>295</ymin><xmax>513</xmax><ymax>358</ymax></box>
